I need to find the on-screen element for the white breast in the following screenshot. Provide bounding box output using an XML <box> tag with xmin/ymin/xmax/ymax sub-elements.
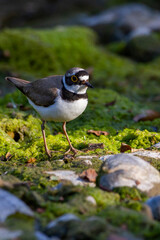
<box><xmin>28</xmin><ymin>96</ymin><xmax>88</xmax><ymax>122</ymax></box>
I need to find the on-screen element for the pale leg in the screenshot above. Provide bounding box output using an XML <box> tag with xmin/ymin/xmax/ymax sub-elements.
<box><xmin>62</xmin><ymin>122</ymin><xmax>78</xmax><ymax>155</ymax></box>
<box><xmin>41</xmin><ymin>120</ymin><xmax>51</xmax><ymax>157</ymax></box>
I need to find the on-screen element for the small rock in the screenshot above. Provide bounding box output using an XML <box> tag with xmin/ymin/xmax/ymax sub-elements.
<box><xmin>98</xmin><ymin>154</ymin><xmax>160</xmax><ymax>196</ymax></box>
<box><xmin>0</xmin><ymin>228</ymin><xmax>22</xmax><ymax>240</ymax></box>
<box><xmin>45</xmin><ymin>214</ymin><xmax>80</xmax><ymax>237</ymax></box>
<box><xmin>86</xmin><ymin>196</ymin><xmax>97</xmax><ymax>206</ymax></box>
<box><xmin>0</xmin><ymin>189</ymin><xmax>34</xmax><ymax>222</ymax></box>
<box><xmin>76</xmin><ymin>155</ymin><xmax>97</xmax><ymax>159</ymax></box>
<box><xmin>55</xmin><ymin>159</ymin><xmax>64</xmax><ymax>163</ymax></box>
<box><xmin>101</xmin><ymin>149</ymin><xmax>160</xmax><ymax>161</ymax></box>
<box><xmin>150</xmin><ymin>142</ymin><xmax>160</xmax><ymax>149</ymax></box>
<box><xmin>82</xmin><ymin>160</ymin><xmax>93</xmax><ymax>166</ymax></box>
<box><xmin>146</xmin><ymin>195</ymin><xmax>160</xmax><ymax>220</ymax></box>
<box><xmin>35</xmin><ymin>231</ymin><xmax>60</xmax><ymax>240</ymax></box>
<box><xmin>125</xmin><ymin>35</ymin><xmax>160</xmax><ymax>62</ymax></box>
<box><xmin>51</xmin><ymin>183</ymin><xmax>63</xmax><ymax>191</ymax></box>
<box><xmin>99</xmin><ymin>155</ymin><xmax>112</xmax><ymax>161</ymax></box>
<box><xmin>47</xmin><ymin>214</ymin><xmax>79</xmax><ymax>229</ymax></box>
<box><xmin>107</xmin><ymin>233</ymin><xmax>142</xmax><ymax>240</ymax></box>
<box><xmin>81</xmin><ymin>3</ymin><xmax>160</xmax><ymax>42</ymax></box>
<box><xmin>45</xmin><ymin>170</ymin><xmax>95</xmax><ymax>187</ymax></box>
<box><xmin>131</xmin><ymin>150</ymin><xmax>160</xmax><ymax>159</ymax></box>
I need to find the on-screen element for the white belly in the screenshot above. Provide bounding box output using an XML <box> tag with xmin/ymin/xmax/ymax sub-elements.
<box><xmin>28</xmin><ymin>96</ymin><xmax>88</xmax><ymax>122</ymax></box>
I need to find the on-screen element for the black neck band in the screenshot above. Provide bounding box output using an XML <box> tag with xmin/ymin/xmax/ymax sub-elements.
<box><xmin>61</xmin><ymin>80</ymin><xmax>88</xmax><ymax>101</ymax></box>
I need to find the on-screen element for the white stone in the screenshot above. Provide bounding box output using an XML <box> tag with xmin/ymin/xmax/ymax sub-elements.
<box><xmin>0</xmin><ymin>189</ymin><xmax>34</xmax><ymax>222</ymax></box>
<box><xmin>0</xmin><ymin>228</ymin><xmax>22</xmax><ymax>239</ymax></box>
<box><xmin>99</xmin><ymin>155</ymin><xmax>111</xmax><ymax>161</ymax></box>
<box><xmin>130</xmin><ymin>150</ymin><xmax>160</xmax><ymax>159</ymax></box>
<box><xmin>98</xmin><ymin>154</ymin><xmax>160</xmax><ymax>195</ymax></box>
<box><xmin>146</xmin><ymin>196</ymin><xmax>160</xmax><ymax>220</ymax></box>
<box><xmin>100</xmin><ymin>149</ymin><xmax>160</xmax><ymax>161</ymax></box>
<box><xmin>81</xmin><ymin>3</ymin><xmax>160</xmax><ymax>40</ymax></box>
<box><xmin>47</xmin><ymin>214</ymin><xmax>79</xmax><ymax>229</ymax></box>
<box><xmin>45</xmin><ymin>170</ymin><xmax>95</xmax><ymax>187</ymax></box>
<box><xmin>76</xmin><ymin>155</ymin><xmax>97</xmax><ymax>159</ymax></box>
<box><xmin>151</xmin><ymin>142</ymin><xmax>160</xmax><ymax>149</ymax></box>
<box><xmin>86</xmin><ymin>196</ymin><xmax>97</xmax><ymax>206</ymax></box>
<box><xmin>35</xmin><ymin>231</ymin><xmax>60</xmax><ymax>240</ymax></box>
<box><xmin>83</xmin><ymin>160</ymin><xmax>93</xmax><ymax>166</ymax></box>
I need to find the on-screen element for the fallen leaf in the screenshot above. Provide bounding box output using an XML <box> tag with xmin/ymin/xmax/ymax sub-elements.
<box><xmin>84</xmin><ymin>143</ymin><xmax>104</xmax><ymax>152</ymax></box>
<box><xmin>105</xmin><ymin>99</ymin><xmax>116</xmax><ymax>107</ymax></box>
<box><xmin>133</xmin><ymin>110</ymin><xmax>160</xmax><ymax>122</ymax></box>
<box><xmin>87</xmin><ymin>130</ymin><xmax>109</xmax><ymax>136</ymax></box>
<box><xmin>6</xmin><ymin>102</ymin><xmax>31</xmax><ymax>111</ymax></box>
<box><xmin>36</xmin><ymin>208</ymin><xmax>45</xmax><ymax>213</ymax></box>
<box><xmin>0</xmin><ymin>152</ymin><xmax>12</xmax><ymax>161</ymax></box>
<box><xmin>107</xmin><ymin>234</ymin><xmax>127</xmax><ymax>240</ymax></box>
<box><xmin>7</xmin><ymin>131</ymin><xmax>15</xmax><ymax>139</ymax></box>
<box><xmin>5</xmin><ymin>152</ymin><xmax>12</xmax><ymax>161</ymax></box>
<box><xmin>120</xmin><ymin>143</ymin><xmax>132</xmax><ymax>153</ymax></box>
<box><xmin>19</xmin><ymin>105</ymin><xmax>32</xmax><ymax>111</ymax></box>
<box><xmin>79</xmin><ymin>168</ymin><xmax>98</xmax><ymax>182</ymax></box>
<box><xmin>6</xmin><ymin>102</ymin><xmax>16</xmax><ymax>108</ymax></box>
<box><xmin>88</xmin><ymin>143</ymin><xmax>104</xmax><ymax>149</ymax></box>
<box><xmin>135</xmin><ymin>180</ymin><xmax>141</xmax><ymax>185</ymax></box>
<box><xmin>3</xmin><ymin>50</ymin><xmax>10</xmax><ymax>58</ymax></box>
<box><xmin>27</xmin><ymin>157</ymin><xmax>36</xmax><ymax>164</ymax></box>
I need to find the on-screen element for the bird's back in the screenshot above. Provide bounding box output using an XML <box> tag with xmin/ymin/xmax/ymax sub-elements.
<box><xmin>6</xmin><ymin>75</ymin><xmax>63</xmax><ymax>107</ymax></box>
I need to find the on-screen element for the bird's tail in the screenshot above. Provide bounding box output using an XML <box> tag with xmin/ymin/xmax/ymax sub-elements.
<box><xmin>5</xmin><ymin>77</ymin><xmax>30</xmax><ymax>94</ymax></box>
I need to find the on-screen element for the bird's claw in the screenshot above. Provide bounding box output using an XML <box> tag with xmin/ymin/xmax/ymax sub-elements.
<box><xmin>46</xmin><ymin>149</ymin><xmax>61</xmax><ymax>158</ymax></box>
<box><xmin>64</xmin><ymin>147</ymin><xmax>79</xmax><ymax>156</ymax></box>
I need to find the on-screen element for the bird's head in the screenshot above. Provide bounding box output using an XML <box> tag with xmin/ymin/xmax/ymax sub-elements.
<box><xmin>63</xmin><ymin>67</ymin><xmax>93</xmax><ymax>94</ymax></box>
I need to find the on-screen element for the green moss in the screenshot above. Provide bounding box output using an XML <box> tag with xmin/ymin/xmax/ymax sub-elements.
<box><xmin>113</xmin><ymin>187</ymin><xmax>148</xmax><ymax>211</ymax></box>
<box><xmin>6</xmin><ymin>214</ymin><xmax>36</xmax><ymax>240</ymax></box>
<box><xmin>113</xmin><ymin>128</ymin><xmax>160</xmax><ymax>149</ymax></box>
<box><xmin>38</xmin><ymin>185</ymin><xmax>119</xmax><ymax>224</ymax></box>
<box><xmin>98</xmin><ymin>206</ymin><xmax>160</xmax><ymax>239</ymax></box>
<box><xmin>0</xmin><ymin>27</ymin><xmax>135</xmax><ymax>90</ymax></box>
<box><xmin>0</xmin><ymin>88</ymin><xmax>160</xmax><ymax>160</ymax></box>
<box><xmin>113</xmin><ymin>187</ymin><xmax>147</xmax><ymax>201</ymax></box>
<box><xmin>1</xmin><ymin>27</ymin><xmax>160</xmax><ymax>105</ymax></box>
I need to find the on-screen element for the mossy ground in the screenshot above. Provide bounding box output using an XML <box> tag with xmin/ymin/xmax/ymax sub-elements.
<box><xmin>0</xmin><ymin>27</ymin><xmax>160</xmax><ymax>239</ymax></box>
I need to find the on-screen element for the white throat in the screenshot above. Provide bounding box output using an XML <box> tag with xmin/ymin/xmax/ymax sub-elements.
<box><xmin>63</xmin><ymin>76</ymin><xmax>87</xmax><ymax>94</ymax></box>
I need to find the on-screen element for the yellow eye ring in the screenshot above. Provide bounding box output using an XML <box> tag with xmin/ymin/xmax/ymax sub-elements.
<box><xmin>71</xmin><ymin>75</ymin><xmax>78</xmax><ymax>82</ymax></box>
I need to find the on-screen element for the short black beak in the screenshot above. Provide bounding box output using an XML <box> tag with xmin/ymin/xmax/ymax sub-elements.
<box><xmin>85</xmin><ymin>81</ymin><xmax>94</xmax><ymax>88</ymax></box>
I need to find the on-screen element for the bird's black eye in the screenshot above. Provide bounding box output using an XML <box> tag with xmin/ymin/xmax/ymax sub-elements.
<box><xmin>71</xmin><ymin>75</ymin><xmax>78</xmax><ymax>82</ymax></box>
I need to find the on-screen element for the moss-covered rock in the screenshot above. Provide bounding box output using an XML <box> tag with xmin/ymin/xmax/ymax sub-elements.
<box><xmin>98</xmin><ymin>206</ymin><xmax>160</xmax><ymax>239</ymax></box>
<box><xmin>0</xmin><ymin>27</ymin><xmax>135</xmax><ymax>92</ymax></box>
<box><xmin>1</xmin><ymin>27</ymin><xmax>160</xmax><ymax>103</ymax></box>
<box><xmin>125</xmin><ymin>35</ymin><xmax>160</xmax><ymax>62</ymax></box>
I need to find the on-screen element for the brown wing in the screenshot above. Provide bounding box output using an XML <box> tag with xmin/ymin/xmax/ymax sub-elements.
<box><xmin>5</xmin><ymin>75</ymin><xmax>63</xmax><ymax>107</ymax></box>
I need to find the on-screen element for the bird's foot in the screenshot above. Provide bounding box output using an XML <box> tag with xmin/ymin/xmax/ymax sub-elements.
<box><xmin>45</xmin><ymin>149</ymin><xmax>61</xmax><ymax>158</ymax></box>
<box><xmin>64</xmin><ymin>146</ymin><xmax>79</xmax><ymax>156</ymax></box>
<box><xmin>45</xmin><ymin>149</ymin><xmax>52</xmax><ymax>158</ymax></box>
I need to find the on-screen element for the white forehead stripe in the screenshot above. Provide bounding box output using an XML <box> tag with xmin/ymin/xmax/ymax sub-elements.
<box><xmin>67</xmin><ymin>68</ymin><xmax>84</xmax><ymax>77</ymax></box>
<box><xmin>79</xmin><ymin>75</ymin><xmax>89</xmax><ymax>81</ymax></box>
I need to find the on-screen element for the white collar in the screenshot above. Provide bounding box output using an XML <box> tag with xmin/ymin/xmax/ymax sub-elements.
<box><xmin>62</xmin><ymin>76</ymin><xmax>87</xmax><ymax>94</ymax></box>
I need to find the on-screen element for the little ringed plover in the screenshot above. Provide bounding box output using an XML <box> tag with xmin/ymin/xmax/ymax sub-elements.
<box><xmin>5</xmin><ymin>67</ymin><xmax>93</xmax><ymax>157</ymax></box>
